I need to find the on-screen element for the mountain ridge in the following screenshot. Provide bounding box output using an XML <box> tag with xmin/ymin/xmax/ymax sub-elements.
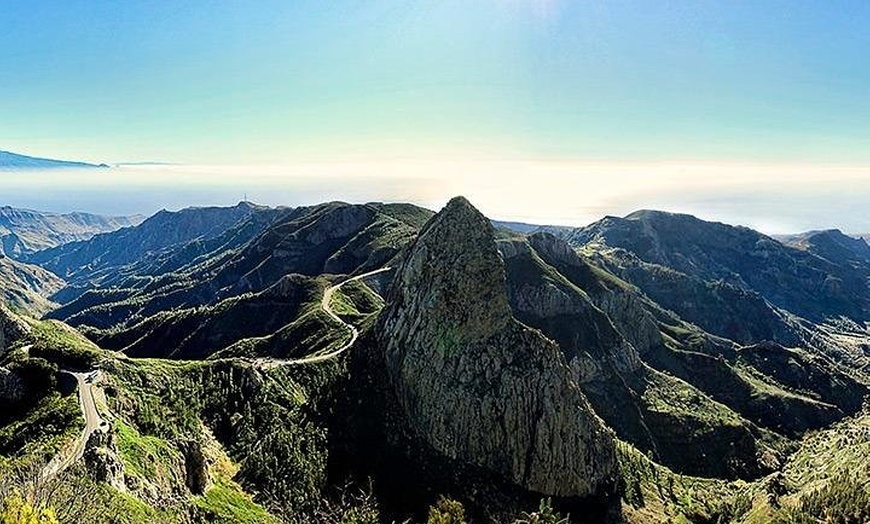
<box><xmin>0</xmin><ymin>150</ymin><xmax>108</xmax><ymax>170</ymax></box>
<box><xmin>0</xmin><ymin>197</ymin><xmax>868</xmax><ymax>524</ymax></box>
<box><xmin>0</xmin><ymin>206</ymin><xmax>141</xmax><ymax>258</ymax></box>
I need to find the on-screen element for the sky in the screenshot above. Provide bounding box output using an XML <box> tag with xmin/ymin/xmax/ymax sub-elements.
<box><xmin>1</xmin><ymin>1</ymin><xmax>869</xmax><ymax>231</ymax></box>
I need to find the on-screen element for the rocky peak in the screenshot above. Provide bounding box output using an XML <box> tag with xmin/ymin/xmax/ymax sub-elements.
<box><xmin>378</xmin><ymin>196</ymin><xmax>617</xmax><ymax>498</ymax></box>
<box><xmin>386</xmin><ymin>196</ymin><xmax>511</xmax><ymax>344</ymax></box>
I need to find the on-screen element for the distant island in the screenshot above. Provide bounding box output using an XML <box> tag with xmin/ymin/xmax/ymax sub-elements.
<box><xmin>0</xmin><ymin>150</ymin><xmax>109</xmax><ymax>170</ymax></box>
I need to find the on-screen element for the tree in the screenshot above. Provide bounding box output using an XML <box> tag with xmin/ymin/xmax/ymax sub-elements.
<box><xmin>1</xmin><ymin>490</ymin><xmax>58</xmax><ymax>524</ymax></box>
<box><xmin>0</xmin><ymin>461</ymin><xmax>111</xmax><ymax>524</ymax></box>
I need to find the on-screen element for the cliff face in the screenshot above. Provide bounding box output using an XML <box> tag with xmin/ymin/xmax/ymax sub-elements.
<box><xmin>377</xmin><ymin>197</ymin><xmax>617</xmax><ymax>498</ymax></box>
<box><xmin>498</xmin><ymin>235</ymin><xmax>643</xmax><ymax>383</ymax></box>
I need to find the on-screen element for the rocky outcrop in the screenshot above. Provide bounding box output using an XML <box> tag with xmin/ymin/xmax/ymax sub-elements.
<box><xmin>180</xmin><ymin>439</ymin><xmax>212</xmax><ymax>495</ymax></box>
<box><xmin>0</xmin><ymin>305</ymin><xmax>31</xmax><ymax>356</ymax></box>
<box><xmin>377</xmin><ymin>196</ymin><xmax>617</xmax><ymax>498</ymax></box>
<box><xmin>84</xmin><ymin>426</ymin><xmax>126</xmax><ymax>491</ymax></box>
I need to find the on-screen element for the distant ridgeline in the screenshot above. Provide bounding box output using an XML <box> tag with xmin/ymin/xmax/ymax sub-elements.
<box><xmin>0</xmin><ymin>206</ymin><xmax>141</xmax><ymax>258</ymax></box>
<box><xmin>0</xmin><ymin>150</ymin><xmax>109</xmax><ymax>169</ymax></box>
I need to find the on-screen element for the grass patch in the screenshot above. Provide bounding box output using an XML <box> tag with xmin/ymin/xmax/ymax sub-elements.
<box><xmin>329</xmin><ymin>280</ymin><xmax>384</xmax><ymax>326</ymax></box>
<box><xmin>114</xmin><ymin>420</ymin><xmax>184</xmax><ymax>487</ymax></box>
<box><xmin>192</xmin><ymin>480</ymin><xmax>278</xmax><ymax>524</ymax></box>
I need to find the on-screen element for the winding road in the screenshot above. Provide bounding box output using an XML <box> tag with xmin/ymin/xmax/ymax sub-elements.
<box><xmin>252</xmin><ymin>266</ymin><xmax>392</xmax><ymax>369</ymax></box>
<box><xmin>41</xmin><ymin>370</ymin><xmax>105</xmax><ymax>478</ymax></box>
<box><xmin>41</xmin><ymin>266</ymin><xmax>391</xmax><ymax>476</ymax></box>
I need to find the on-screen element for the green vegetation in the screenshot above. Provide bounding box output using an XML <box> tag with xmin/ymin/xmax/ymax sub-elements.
<box><xmin>192</xmin><ymin>480</ymin><xmax>278</xmax><ymax>524</ymax></box>
<box><xmin>427</xmin><ymin>497</ymin><xmax>467</xmax><ymax>524</ymax></box>
<box><xmin>330</xmin><ymin>280</ymin><xmax>384</xmax><ymax>325</ymax></box>
<box><xmin>617</xmin><ymin>409</ymin><xmax>870</xmax><ymax>524</ymax></box>
<box><xmin>617</xmin><ymin>440</ymin><xmax>740</xmax><ymax>524</ymax></box>
<box><xmin>217</xmin><ymin>306</ymin><xmax>348</xmax><ymax>360</ymax></box>
<box><xmin>371</xmin><ymin>203</ymin><xmax>435</xmax><ymax>230</ymax></box>
<box><xmin>514</xmin><ymin>499</ymin><xmax>570</xmax><ymax>524</ymax></box>
<box><xmin>752</xmin><ymin>410</ymin><xmax>870</xmax><ymax>524</ymax></box>
<box><xmin>0</xmin><ymin>393</ymin><xmax>81</xmax><ymax>465</ymax></box>
<box><xmin>642</xmin><ymin>370</ymin><xmax>744</xmax><ymax>431</ymax></box>
<box><xmin>27</xmin><ymin>319</ymin><xmax>102</xmax><ymax>370</ymax></box>
<box><xmin>113</xmin><ymin>420</ymin><xmax>185</xmax><ymax>492</ymax></box>
<box><xmin>1</xmin><ymin>489</ymin><xmax>59</xmax><ymax>524</ymax></box>
<box><xmin>93</xmin><ymin>275</ymin><xmax>330</xmax><ymax>359</ymax></box>
<box><xmin>104</xmin><ymin>356</ymin><xmax>342</xmax><ymax>518</ymax></box>
<box><xmin>0</xmin><ymin>258</ymin><xmax>63</xmax><ymax>317</ymax></box>
<box><xmin>0</xmin><ymin>338</ymin><xmax>81</xmax><ymax>469</ymax></box>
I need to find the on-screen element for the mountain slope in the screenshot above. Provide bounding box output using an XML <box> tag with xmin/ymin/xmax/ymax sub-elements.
<box><xmin>0</xmin><ymin>206</ymin><xmax>140</xmax><ymax>258</ymax></box>
<box><xmin>94</xmin><ymin>274</ymin><xmax>334</xmax><ymax>360</ymax></box>
<box><xmin>498</xmin><ymin>233</ymin><xmax>806</xmax><ymax>478</ymax></box>
<box><xmin>779</xmin><ymin>229</ymin><xmax>870</xmax><ymax>270</ymax></box>
<box><xmin>2</xmin><ymin>197</ymin><xmax>869</xmax><ymax>523</ymax></box>
<box><xmin>0</xmin><ymin>256</ymin><xmax>64</xmax><ymax>315</ymax></box>
<box><xmin>28</xmin><ymin>201</ymin><xmax>281</xmax><ymax>285</ymax></box>
<box><xmin>46</xmin><ymin>202</ymin><xmax>431</xmax><ymax>361</ymax></box>
<box><xmin>565</xmin><ymin>210</ymin><xmax>870</xmax><ymax>323</ymax></box>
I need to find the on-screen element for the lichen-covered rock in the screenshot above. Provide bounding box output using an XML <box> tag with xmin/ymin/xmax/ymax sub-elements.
<box><xmin>378</xmin><ymin>196</ymin><xmax>617</xmax><ymax>498</ymax></box>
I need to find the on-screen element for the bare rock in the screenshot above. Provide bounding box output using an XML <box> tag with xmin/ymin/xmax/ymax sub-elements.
<box><xmin>84</xmin><ymin>425</ymin><xmax>126</xmax><ymax>491</ymax></box>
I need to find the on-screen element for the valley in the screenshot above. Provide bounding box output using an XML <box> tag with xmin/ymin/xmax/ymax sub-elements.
<box><xmin>0</xmin><ymin>197</ymin><xmax>868</xmax><ymax>524</ymax></box>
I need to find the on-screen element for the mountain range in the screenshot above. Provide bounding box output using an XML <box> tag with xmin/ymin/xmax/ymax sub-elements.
<box><xmin>0</xmin><ymin>197</ymin><xmax>868</xmax><ymax>524</ymax></box>
<box><xmin>0</xmin><ymin>206</ymin><xmax>142</xmax><ymax>258</ymax></box>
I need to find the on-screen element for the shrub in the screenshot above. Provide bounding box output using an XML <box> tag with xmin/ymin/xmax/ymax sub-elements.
<box><xmin>427</xmin><ymin>496</ymin><xmax>467</xmax><ymax>524</ymax></box>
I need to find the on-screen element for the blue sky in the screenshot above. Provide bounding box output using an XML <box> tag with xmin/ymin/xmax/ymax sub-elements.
<box><xmin>2</xmin><ymin>0</ymin><xmax>869</xmax><ymax>164</ymax></box>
